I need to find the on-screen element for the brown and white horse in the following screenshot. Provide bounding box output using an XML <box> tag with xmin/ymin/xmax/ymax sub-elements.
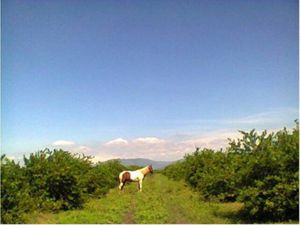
<box><xmin>118</xmin><ymin>165</ymin><xmax>153</xmax><ymax>192</ymax></box>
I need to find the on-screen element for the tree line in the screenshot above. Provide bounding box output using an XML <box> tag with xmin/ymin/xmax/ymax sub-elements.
<box><xmin>162</xmin><ymin>122</ymin><xmax>299</xmax><ymax>222</ymax></box>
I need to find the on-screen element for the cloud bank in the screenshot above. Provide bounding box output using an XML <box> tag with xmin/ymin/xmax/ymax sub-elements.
<box><xmin>48</xmin><ymin>108</ymin><xmax>297</xmax><ymax>163</ymax></box>
<box><xmin>49</xmin><ymin>131</ymin><xmax>242</xmax><ymax>163</ymax></box>
<box><xmin>7</xmin><ymin>108</ymin><xmax>298</xmax><ymax>164</ymax></box>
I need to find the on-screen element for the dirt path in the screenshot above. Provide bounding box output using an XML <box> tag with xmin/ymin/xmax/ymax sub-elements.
<box><xmin>122</xmin><ymin>200</ymin><xmax>135</xmax><ymax>224</ymax></box>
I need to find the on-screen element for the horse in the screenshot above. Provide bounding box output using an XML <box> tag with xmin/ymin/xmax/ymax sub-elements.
<box><xmin>118</xmin><ymin>165</ymin><xmax>153</xmax><ymax>192</ymax></box>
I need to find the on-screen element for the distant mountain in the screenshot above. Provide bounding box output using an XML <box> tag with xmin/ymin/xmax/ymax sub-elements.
<box><xmin>120</xmin><ymin>158</ymin><xmax>174</xmax><ymax>169</ymax></box>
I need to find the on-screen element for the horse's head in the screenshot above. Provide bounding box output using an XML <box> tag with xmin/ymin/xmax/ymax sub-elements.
<box><xmin>148</xmin><ymin>164</ymin><xmax>153</xmax><ymax>173</ymax></box>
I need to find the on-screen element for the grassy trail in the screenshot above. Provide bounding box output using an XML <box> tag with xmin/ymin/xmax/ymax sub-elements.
<box><xmin>27</xmin><ymin>174</ymin><xmax>243</xmax><ymax>224</ymax></box>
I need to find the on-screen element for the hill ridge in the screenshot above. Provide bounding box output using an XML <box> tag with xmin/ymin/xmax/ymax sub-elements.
<box><xmin>119</xmin><ymin>158</ymin><xmax>174</xmax><ymax>169</ymax></box>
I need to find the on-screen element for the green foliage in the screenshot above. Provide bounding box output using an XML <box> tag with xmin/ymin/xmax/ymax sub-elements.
<box><xmin>125</xmin><ymin>164</ymin><xmax>142</xmax><ymax>171</ymax></box>
<box><xmin>80</xmin><ymin>159</ymin><xmax>126</xmax><ymax>196</ymax></box>
<box><xmin>236</xmin><ymin>123</ymin><xmax>299</xmax><ymax>222</ymax></box>
<box><xmin>1</xmin><ymin>157</ymin><xmax>35</xmax><ymax>223</ymax></box>
<box><xmin>1</xmin><ymin>149</ymin><xmax>125</xmax><ymax>224</ymax></box>
<box><xmin>239</xmin><ymin>173</ymin><xmax>299</xmax><ymax>221</ymax></box>
<box><xmin>23</xmin><ymin>149</ymin><xmax>89</xmax><ymax>210</ymax></box>
<box><xmin>161</xmin><ymin>161</ymin><xmax>186</xmax><ymax>181</ymax></box>
<box><xmin>162</xmin><ymin>122</ymin><xmax>299</xmax><ymax>222</ymax></box>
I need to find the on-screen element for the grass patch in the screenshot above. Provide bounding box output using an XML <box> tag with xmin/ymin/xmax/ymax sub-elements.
<box><xmin>26</xmin><ymin>188</ymin><xmax>133</xmax><ymax>224</ymax></box>
<box><xmin>25</xmin><ymin>174</ymin><xmax>262</xmax><ymax>224</ymax></box>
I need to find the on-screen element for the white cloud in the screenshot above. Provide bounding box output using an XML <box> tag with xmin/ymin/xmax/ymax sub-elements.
<box><xmin>52</xmin><ymin>140</ymin><xmax>75</xmax><ymax>146</ymax></box>
<box><xmin>179</xmin><ymin>130</ymin><xmax>242</xmax><ymax>150</ymax></box>
<box><xmin>92</xmin><ymin>154</ymin><xmax>116</xmax><ymax>163</ymax></box>
<box><xmin>104</xmin><ymin>138</ymin><xmax>128</xmax><ymax>146</ymax></box>
<box><xmin>132</xmin><ymin>137</ymin><xmax>166</xmax><ymax>144</ymax></box>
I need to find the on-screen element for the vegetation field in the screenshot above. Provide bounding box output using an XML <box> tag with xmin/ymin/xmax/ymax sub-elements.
<box><xmin>1</xmin><ymin>124</ymin><xmax>298</xmax><ymax>224</ymax></box>
<box><xmin>26</xmin><ymin>173</ymin><xmax>244</xmax><ymax>224</ymax></box>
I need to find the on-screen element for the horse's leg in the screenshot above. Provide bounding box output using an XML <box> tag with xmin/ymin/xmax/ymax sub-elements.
<box><xmin>119</xmin><ymin>176</ymin><xmax>126</xmax><ymax>191</ymax></box>
<box><xmin>138</xmin><ymin>180</ymin><xmax>142</xmax><ymax>192</ymax></box>
<box><xmin>119</xmin><ymin>182</ymin><xmax>124</xmax><ymax>190</ymax></box>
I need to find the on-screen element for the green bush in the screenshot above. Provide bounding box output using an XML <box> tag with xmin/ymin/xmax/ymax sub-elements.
<box><xmin>162</xmin><ymin>122</ymin><xmax>299</xmax><ymax>222</ymax></box>
<box><xmin>161</xmin><ymin>161</ymin><xmax>185</xmax><ymax>181</ymax></box>
<box><xmin>1</xmin><ymin>156</ymin><xmax>35</xmax><ymax>223</ymax></box>
<box><xmin>1</xmin><ymin>149</ymin><xmax>126</xmax><ymax>223</ymax></box>
<box><xmin>236</xmin><ymin>124</ymin><xmax>299</xmax><ymax>221</ymax></box>
<box><xmin>169</xmin><ymin>149</ymin><xmax>238</xmax><ymax>201</ymax></box>
<box><xmin>23</xmin><ymin>149</ymin><xmax>88</xmax><ymax>210</ymax></box>
<box><xmin>239</xmin><ymin>173</ymin><xmax>299</xmax><ymax>221</ymax></box>
<box><xmin>80</xmin><ymin>159</ymin><xmax>126</xmax><ymax>196</ymax></box>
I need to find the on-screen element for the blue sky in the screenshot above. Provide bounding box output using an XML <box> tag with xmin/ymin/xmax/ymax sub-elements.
<box><xmin>2</xmin><ymin>0</ymin><xmax>299</xmax><ymax>161</ymax></box>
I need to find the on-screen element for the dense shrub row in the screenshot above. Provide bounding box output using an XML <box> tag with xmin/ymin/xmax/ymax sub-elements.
<box><xmin>1</xmin><ymin>149</ymin><xmax>126</xmax><ymax>223</ymax></box>
<box><xmin>162</xmin><ymin>123</ymin><xmax>299</xmax><ymax>222</ymax></box>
